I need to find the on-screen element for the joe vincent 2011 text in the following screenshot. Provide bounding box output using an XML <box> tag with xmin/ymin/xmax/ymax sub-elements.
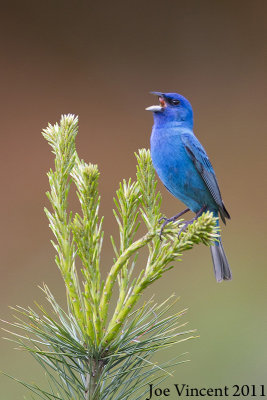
<box><xmin>145</xmin><ymin>383</ymin><xmax>266</xmax><ymax>399</ymax></box>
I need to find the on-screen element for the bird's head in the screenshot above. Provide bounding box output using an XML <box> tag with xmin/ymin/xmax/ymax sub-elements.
<box><xmin>146</xmin><ymin>92</ymin><xmax>193</xmax><ymax>128</ymax></box>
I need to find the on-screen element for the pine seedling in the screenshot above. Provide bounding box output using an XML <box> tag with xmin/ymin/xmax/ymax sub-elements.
<box><xmin>2</xmin><ymin>114</ymin><xmax>219</xmax><ymax>400</ymax></box>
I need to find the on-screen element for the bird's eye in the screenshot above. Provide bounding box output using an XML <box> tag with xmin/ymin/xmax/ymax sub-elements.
<box><xmin>170</xmin><ymin>99</ymin><xmax>180</xmax><ymax>106</ymax></box>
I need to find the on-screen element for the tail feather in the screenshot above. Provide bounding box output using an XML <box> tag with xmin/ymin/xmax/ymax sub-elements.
<box><xmin>210</xmin><ymin>241</ymin><xmax>232</xmax><ymax>282</ymax></box>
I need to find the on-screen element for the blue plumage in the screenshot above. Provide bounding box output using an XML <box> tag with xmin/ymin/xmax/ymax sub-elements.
<box><xmin>147</xmin><ymin>92</ymin><xmax>232</xmax><ymax>282</ymax></box>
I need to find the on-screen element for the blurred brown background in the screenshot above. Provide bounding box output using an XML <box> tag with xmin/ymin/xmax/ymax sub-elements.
<box><xmin>1</xmin><ymin>1</ymin><xmax>266</xmax><ymax>398</ymax></box>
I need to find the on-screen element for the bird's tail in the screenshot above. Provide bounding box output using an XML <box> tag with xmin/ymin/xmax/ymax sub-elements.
<box><xmin>210</xmin><ymin>240</ymin><xmax>232</xmax><ymax>282</ymax></box>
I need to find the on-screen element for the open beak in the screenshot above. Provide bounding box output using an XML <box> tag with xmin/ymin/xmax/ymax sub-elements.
<box><xmin>145</xmin><ymin>91</ymin><xmax>166</xmax><ymax>112</ymax></box>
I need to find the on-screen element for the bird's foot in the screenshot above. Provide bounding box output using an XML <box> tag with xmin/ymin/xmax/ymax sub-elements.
<box><xmin>178</xmin><ymin>205</ymin><xmax>207</xmax><ymax>238</ymax></box>
<box><xmin>159</xmin><ymin>208</ymin><xmax>190</xmax><ymax>240</ymax></box>
<box><xmin>178</xmin><ymin>218</ymin><xmax>195</xmax><ymax>237</ymax></box>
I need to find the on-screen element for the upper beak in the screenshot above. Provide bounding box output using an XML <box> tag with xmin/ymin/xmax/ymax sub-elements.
<box><xmin>150</xmin><ymin>91</ymin><xmax>164</xmax><ymax>97</ymax></box>
<box><xmin>145</xmin><ymin>91</ymin><xmax>166</xmax><ymax>112</ymax></box>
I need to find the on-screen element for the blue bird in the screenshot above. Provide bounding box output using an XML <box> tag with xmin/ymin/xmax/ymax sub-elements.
<box><xmin>146</xmin><ymin>92</ymin><xmax>232</xmax><ymax>282</ymax></box>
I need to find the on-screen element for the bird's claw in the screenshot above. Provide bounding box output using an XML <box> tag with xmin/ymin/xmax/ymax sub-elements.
<box><xmin>177</xmin><ymin>221</ymin><xmax>190</xmax><ymax>238</ymax></box>
<box><xmin>158</xmin><ymin>208</ymin><xmax>191</xmax><ymax>240</ymax></box>
<box><xmin>159</xmin><ymin>216</ymin><xmax>168</xmax><ymax>223</ymax></box>
<box><xmin>159</xmin><ymin>218</ymin><xmax>171</xmax><ymax>240</ymax></box>
<box><xmin>177</xmin><ymin>205</ymin><xmax>207</xmax><ymax>238</ymax></box>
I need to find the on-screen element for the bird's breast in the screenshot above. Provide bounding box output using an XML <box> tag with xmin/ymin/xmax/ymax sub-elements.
<box><xmin>151</xmin><ymin>129</ymin><xmax>186</xmax><ymax>178</ymax></box>
<box><xmin>150</xmin><ymin>128</ymin><xmax>214</xmax><ymax>212</ymax></box>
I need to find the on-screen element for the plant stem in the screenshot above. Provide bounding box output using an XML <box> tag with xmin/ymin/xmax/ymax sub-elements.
<box><xmin>85</xmin><ymin>359</ymin><xmax>103</xmax><ymax>400</ymax></box>
<box><xmin>99</xmin><ymin>231</ymin><xmax>155</xmax><ymax>331</ymax></box>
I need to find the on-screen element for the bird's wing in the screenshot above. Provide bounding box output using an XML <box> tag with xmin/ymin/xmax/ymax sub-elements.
<box><xmin>181</xmin><ymin>133</ymin><xmax>229</xmax><ymax>222</ymax></box>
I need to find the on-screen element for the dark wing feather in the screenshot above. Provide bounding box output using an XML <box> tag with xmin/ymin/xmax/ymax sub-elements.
<box><xmin>181</xmin><ymin>134</ymin><xmax>230</xmax><ymax>223</ymax></box>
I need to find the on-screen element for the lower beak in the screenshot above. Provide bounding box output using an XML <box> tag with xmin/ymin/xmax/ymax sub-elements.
<box><xmin>145</xmin><ymin>105</ymin><xmax>163</xmax><ymax>112</ymax></box>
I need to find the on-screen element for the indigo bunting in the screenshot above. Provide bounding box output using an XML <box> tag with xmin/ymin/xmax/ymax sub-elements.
<box><xmin>146</xmin><ymin>92</ymin><xmax>232</xmax><ymax>282</ymax></box>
